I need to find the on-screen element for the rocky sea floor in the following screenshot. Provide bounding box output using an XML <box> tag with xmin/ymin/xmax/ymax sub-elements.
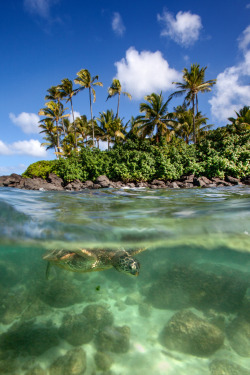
<box><xmin>1</xmin><ymin>245</ymin><xmax>250</xmax><ymax>375</ymax></box>
<box><xmin>0</xmin><ymin>186</ymin><xmax>250</xmax><ymax>374</ymax></box>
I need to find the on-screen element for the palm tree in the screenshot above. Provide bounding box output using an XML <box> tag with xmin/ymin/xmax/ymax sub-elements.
<box><xmin>39</xmin><ymin>101</ymin><xmax>69</xmax><ymax>156</ymax></box>
<box><xmin>74</xmin><ymin>69</ymin><xmax>103</xmax><ymax>147</ymax></box>
<box><xmin>106</xmin><ymin>79</ymin><xmax>132</xmax><ymax>118</ymax></box>
<box><xmin>138</xmin><ymin>92</ymin><xmax>173</xmax><ymax>143</ymax></box>
<box><xmin>228</xmin><ymin>106</ymin><xmax>250</xmax><ymax>130</ymax></box>
<box><xmin>45</xmin><ymin>85</ymin><xmax>66</xmax><ymax>135</ymax></box>
<box><xmin>170</xmin><ymin>64</ymin><xmax>216</xmax><ymax>144</ymax></box>
<box><xmin>171</xmin><ymin>105</ymin><xmax>212</xmax><ymax>144</ymax></box>
<box><xmin>75</xmin><ymin>115</ymin><xmax>91</xmax><ymax>146</ymax></box>
<box><xmin>39</xmin><ymin>118</ymin><xmax>58</xmax><ymax>154</ymax></box>
<box><xmin>97</xmin><ymin>110</ymin><xmax>126</xmax><ymax>149</ymax></box>
<box><xmin>58</xmin><ymin>78</ymin><xmax>78</xmax><ymax>147</ymax></box>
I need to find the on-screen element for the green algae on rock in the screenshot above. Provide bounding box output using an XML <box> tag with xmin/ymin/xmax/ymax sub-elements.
<box><xmin>49</xmin><ymin>347</ymin><xmax>86</xmax><ymax>375</ymax></box>
<box><xmin>59</xmin><ymin>313</ymin><xmax>94</xmax><ymax>346</ymax></box>
<box><xmin>159</xmin><ymin>310</ymin><xmax>224</xmax><ymax>357</ymax></box>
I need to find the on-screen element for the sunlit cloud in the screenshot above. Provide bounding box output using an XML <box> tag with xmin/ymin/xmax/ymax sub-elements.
<box><xmin>115</xmin><ymin>47</ymin><xmax>181</xmax><ymax>99</ymax></box>
<box><xmin>112</xmin><ymin>12</ymin><xmax>126</xmax><ymax>36</ymax></box>
<box><xmin>9</xmin><ymin>112</ymin><xmax>40</xmax><ymax>134</ymax></box>
<box><xmin>157</xmin><ymin>10</ymin><xmax>202</xmax><ymax>47</ymax></box>
<box><xmin>23</xmin><ymin>0</ymin><xmax>60</xmax><ymax>18</ymax></box>
<box><xmin>0</xmin><ymin>164</ymin><xmax>27</xmax><ymax>176</ymax></box>
<box><xmin>209</xmin><ymin>26</ymin><xmax>250</xmax><ymax>122</ymax></box>
<box><xmin>69</xmin><ymin>111</ymin><xmax>81</xmax><ymax>122</ymax></box>
<box><xmin>0</xmin><ymin>139</ymin><xmax>47</xmax><ymax>157</ymax></box>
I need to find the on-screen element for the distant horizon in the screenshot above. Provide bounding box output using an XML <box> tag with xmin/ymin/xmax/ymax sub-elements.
<box><xmin>0</xmin><ymin>0</ymin><xmax>249</xmax><ymax>175</ymax></box>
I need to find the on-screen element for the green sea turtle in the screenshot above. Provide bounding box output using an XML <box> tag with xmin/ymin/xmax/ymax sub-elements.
<box><xmin>43</xmin><ymin>248</ymin><xmax>145</xmax><ymax>278</ymax></box>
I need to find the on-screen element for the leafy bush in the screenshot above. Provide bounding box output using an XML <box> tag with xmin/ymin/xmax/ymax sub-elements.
<box><xmin>22</xmin><ymin>160</ymin><xmax>56</xmax><ymax>179</ymax></box>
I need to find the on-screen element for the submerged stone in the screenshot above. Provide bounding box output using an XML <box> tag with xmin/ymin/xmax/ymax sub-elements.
<box><xmin>226</xmin><ymin>316</ymin><xmax>250</xmax><ymax>357</ymax></box>
<box><xmin>81</xmin><ymin>304</ymin><xmax>114</xmax><ymax>330</ymax></box>
<box><xmin>94</xmin><ymin>351</ymin><xmax>113</xmax><ymax>371</ymax></box>
<box><xmin>59</xmin><ymin>313</ymin><xmax>94</xmax><ymax>346</ymax></box>
<box><xmin>209</xmin><ymin>359</ymin><xmax>250</xmax><ymax>375</ymax></box>
<box><xmin>49</xmin><ymin>347</ymin><xmax>86</xmax><ymax>375</ymax></box>
<box><xmin>25</xmin><ymin>366</ymin><xmax>48</xmax><ymax>375</ymax></box>
<box><xmin>38</xmin><ymin>279</ymin><xmax>84</xmax><ymax>308</ymax></box>
<box><xmin>0</xmin><ymin>321</ymin><xmax>59</xmax><ymax>357</ymax></box>
<box><xmin>159</xmin><ymin>310</ymin><xmax>224</xmax><ymax>357</ymax></box>
<box><xmin>95</xmin><ymin>325</ymin><xmax>130</xmax><ymax>353</ymax></box>
<box><xmin>145</xmin><ymin>265</ymin><xmax>248</xmax><ymax>313</ymax></box>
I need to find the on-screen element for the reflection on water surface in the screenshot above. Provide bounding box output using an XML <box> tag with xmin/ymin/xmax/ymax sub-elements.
<box><xmin>0</xmin><ymin>186</ymin><xmax>250</xmax><ymax>374</ymax></box>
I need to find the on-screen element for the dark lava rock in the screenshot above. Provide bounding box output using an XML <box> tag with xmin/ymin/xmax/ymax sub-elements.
<box><xmin>194</xmin><ymin>176</ymin><xmax>212</xmax><ymax>187</ymax></box>
<box><xmin>144</xmin><ymin>265</ymin><xmax>248</xmax><ymax>313</ymax></box>
<box><xmin>49</xmin><ymin>347</ymin><xmax>86</xmax><ymax>375</ymax></box>
<box><xmin>225</xmin><ymin>176</ymin><xmax>241</xmax><ymax>184</ymax></box>
<box><xmin>209</xmin><ymin>359</ymin><xmax>250</xmax><ymax>375</ymax></box>
<box><xmin>242</xmin><ymin>176</ymin><xmax>250</xmax><ymax>185</ymax></box>
<box><xmin>22</xmin><ymin>177</ymin><xmax>62</xmax><ymax>191</ymax></box>
<box><xmin>65</xmin><ymin>179</ymin><xmax>84</xmax><ymax>191</ymax></box>
<box><xmin>47</xmin><ymin>173</ymin><xmax>63</xmax><ymax>187</ymax></box>
<box><xmin>0</xmin><ymin>321</ymin><xmax>59</xmax><ymax>357</ymax></box>
<box><xmin>81</xmin><ymin>304</ymin><xmax>114</xmax><ymax>330</ymax></box>
<box><xmin>38</xmin><ymin>279</ymin><xmax>84</xmax><ymax>308</ymax></box>
<box><xmin>59</xmin><ymin>313</ymin><xmax>94</xmax><ymax>346</ymax></box>
<box><xmin>95</xmin><ymin>325</ymin><xmax>130</xmax><ymax>353</ymax></box>
<box><xmin>95</xmin><ymin>175</ymin><xmax>111</xmax><ymax>188</ymax></box>
<box><xmin>94</xmin><ymin>351</ymin><xmax>113</xmax><ymax>371</ymax></box>
<box><xmin>169</xmin><ymin>182</ymin><xmax>180</xmax><ymax>188</ymax></box>
<box><xmin>82</xmin><ymin>180</ymin><xmax>94</xmax><ymax>188</ymax></box>
<box><xmin>226</xmin><ymin>316</ymin><xmax>250</xmax><ymax>357</ymax></box>
<box><xmin>159</xmin><ymin>310</ymin><xmax>224</xmax><ymax>357</ymax></box>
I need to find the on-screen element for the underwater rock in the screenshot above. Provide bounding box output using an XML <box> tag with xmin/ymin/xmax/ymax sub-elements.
<box><xmin>0</xmin><ymin>320</ymin><xmax>60</xmax><ymax>357</ymax></box>
<box><xmin>95</xmin><ymin>325</ymin><xmax>130</xmax><ymax>353</ymax></box>
<box><xmin>138</xmin><ymin>302</ymin><xmax>152</xmax><ymax>317</ymax></box>
<box><xmin>49</xmin><ymin>347</ymin><xmax>86</xmax><ymax>375</ymax></box>
<box><xmin>81</xmin><ymin>304</ymin><xmax>114</xmax><ymax>330</ymax></box>
<box><xmin>159</xmin><ymin>310</ymin><xmax>224</xmax><ymax>357</ymax></box>
<box><xmin>0</xmin><ymin>288</ymin><xmax>51</xmax><ymax>325</ymax></box>
<box><xmin>226</xmin><ymin>316</ymin><xmax>250</xmax><ymax>357</ymax></box>
<box><xmin>145</xmin><ymin>265</ymin><xmax>248</xmax><ymax>313</ymax></box>
<box><xmin>25</xmin><ymin>366</ymin><xmax>48</xmax><ymax>375</ymax></box>
<box><xmin>59</xmin><ymin>313</ymin><xmax>94</xmax><ymax>346</ymax></box>
<box><xmin>94</xmin><ymin>351</ymin><xmax>113</xmax><ymax>371</ymax></box>
<box><xmin>0</xmin><ymin>357</ymin><xmax>19</xmax><ymax>374</ymax></box>
<box><xmin>209</xmin><ymin>359</ymin><xmax>250</xmax><ymax>375</ymax></box>
<box><xmin>38</xmin><ymin>279</ymin><xmax>84</xmax><ymax>308</ymax></box>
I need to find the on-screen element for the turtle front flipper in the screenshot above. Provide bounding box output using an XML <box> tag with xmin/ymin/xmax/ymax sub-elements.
<box><xmin>129</xmin><ymin>247</ymin><xmax>148</xmax><ymax>256</ymax></box>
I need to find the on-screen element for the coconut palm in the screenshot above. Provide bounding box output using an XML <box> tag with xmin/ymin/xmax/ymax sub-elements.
<box><xmin>45</xmin><ymin>85</ymin><xmax>66</xmax><ymax>135</ymax></box>
<box><xmin>97</xmin><ymin>110</ymin><xmax>126</xmax><ymax>149</ymax></box>
<box><xmin>138</xmin><ymin>93</ymin><xmax>173</xmax><ymax>143</ymax></box>
<box><xmin>58</xmin><ymin>78</ymin><xmax>78</xmax><ymax>148</ymax></box>
<box><xmin>39</xmin><ymin>101</ymin><xmax>69</xmax><ymax>156</ymax></box>
<box><xmin>74</xmin><ymin>69</ymin><xmax>103</xmax><ymax>147</ymax></box>
<box><xmin>228</xmin><ymin>106</ymin><xmax>250</xmax><ymax>130</ymax></box>
<box><xmin>106</xmin><ymin>79</ymin><xmax>132</xmax><ymax>118</ymax></box>
<box><xmin>39</xmin><ymin>118</ymin><xmax>58</xmax><ymax>154</ymax></box>
<box><xmin>171</xmin><ymin>105</ymin><xmax>212</xmax><ymax>144</ymax></box>
<box><xmin>75</xmin><ymin>115</ymin><xmax>91</xmax><ymax>146</ymax></box>
<box><xmin>170</xmin><ymin>64</ymin><xmax>216</xmax><ymax>144</ymax></box>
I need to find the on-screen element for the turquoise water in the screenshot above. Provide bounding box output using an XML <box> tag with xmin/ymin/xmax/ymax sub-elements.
<box><xmin>0</xmin><ymin>186</ymin><xmax>250</xmax><ymax>374</ymax></box>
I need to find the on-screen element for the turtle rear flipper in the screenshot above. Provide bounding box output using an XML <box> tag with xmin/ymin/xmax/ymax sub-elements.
<box><xmin>45</xmin><ymin>262</ymin><xmax>57</xmax><ymax>280</ymax></box>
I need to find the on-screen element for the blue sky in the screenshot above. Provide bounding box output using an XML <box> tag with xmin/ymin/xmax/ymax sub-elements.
<box><xmin>0</xmin><ymin>0</ymin><xmax>250</xmax><ymax>175</ymax></box>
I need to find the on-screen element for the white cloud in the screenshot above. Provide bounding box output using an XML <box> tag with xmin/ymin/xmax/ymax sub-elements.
<box><xmin>157</xmin><ymin>10</ymin><xmax>202</xmax><ymax>47</ymax></box>
<box><xmin>115</xmin><ymin>47</ymin><xmax>181</xmax><ymax>99</ymax></box>
<box><xmin>112</xmin><ymin>12</ymin><xmax>125</xmax><ymax>36</ymax></box>
<box><xmin>9</xmin><ymin>112</ymin><xmax>40</xmax><ymax>134</ymax></box>
<box><xmin>0</xmin><ymin>140</ymin><xmax>11</xmax><ymax>155</ymax></box>
<box><xmin>209</xmin><ymin>26</ymin><xmax>250</xmax><ymax>122</ymax></box>
<box><xmin>23</xmin><ymin>0</ymin><xmax>59</xmax><ymax>18</ymax></box>
<box><xmin>238</xmin><ymin>25</ymin><xmax>250</xmax><ymax>51</ymax></box>
<box><xmin>69</xmin><ymin>111</ymin><xmax>81</xmax><ymax>122</ymax></box>
<box><xmin>0</xmin><ymin>164</ymin><xmax>27</xmax><ymax>176</ymax></box>
<box><xmin>0</xmin><ymin>139</ymin><xmax>47</xmax><ymax>157</ymax></box>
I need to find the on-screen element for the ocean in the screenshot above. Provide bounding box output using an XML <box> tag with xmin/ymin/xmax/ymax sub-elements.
<box><xmin>0</xmin><ymin>185</ymin><xmax>250</xmax><ymax>375</ymax></box>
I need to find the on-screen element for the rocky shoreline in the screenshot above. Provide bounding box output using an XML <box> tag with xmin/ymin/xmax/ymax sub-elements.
<box><xmin>0</xmin><ymin>173</ymin><xmax>249</xmax><ymax>191</ymax></box>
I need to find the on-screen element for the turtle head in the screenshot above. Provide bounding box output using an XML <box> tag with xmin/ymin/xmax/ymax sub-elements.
<box><xmin>113</xmin><ymin>254</ymin><xmax>140</xmax><ymax>276</ymax></box>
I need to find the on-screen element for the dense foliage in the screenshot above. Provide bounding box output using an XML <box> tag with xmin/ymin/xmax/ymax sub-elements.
<box><xmin>23</xmin><ymin>125</ymin><xmax>250</xmax><ymax>182</ymax></box>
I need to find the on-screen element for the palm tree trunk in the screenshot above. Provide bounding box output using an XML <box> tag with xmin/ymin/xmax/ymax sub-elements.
<box><xmin>89</xmin><ymin>88</ymin><xmax>94</xmax><ymax>147</ymax></box>
<box><xmin>196</xmin><ymin>94</ymin><xmax>198</xmax><ymax>115</ymax></box>
<box><xmin>192</xmin><ymin>96</ymin><xmax>196</xmax><ymax>144</ymax></box>
<box><xmin>70</xmin><ymin>98</ymin><xmax>77</xmax><ymax>149</ymax></box>
<box><xmin>117</xmin><ymin>93</ymin><xmax>121</xmax><ymax>119</ymax></box>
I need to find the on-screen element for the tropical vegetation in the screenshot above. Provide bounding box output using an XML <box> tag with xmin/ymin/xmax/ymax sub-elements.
<box><xmin>26</xmin><ymin>65</ymin><xmax>249</xmax><ymax>184</ymax></box>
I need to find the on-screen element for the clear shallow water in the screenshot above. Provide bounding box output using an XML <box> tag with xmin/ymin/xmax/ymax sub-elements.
<box><xmin>0</xmin><ymin>186</ymin><xmax>250</xmax><ymax>374</ymax></box>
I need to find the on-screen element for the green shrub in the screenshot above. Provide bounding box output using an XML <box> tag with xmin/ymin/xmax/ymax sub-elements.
<box><xmin>22</xmin><ymin>160</ymin><xmax>56</xmax><ymax>179</ymax></box>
